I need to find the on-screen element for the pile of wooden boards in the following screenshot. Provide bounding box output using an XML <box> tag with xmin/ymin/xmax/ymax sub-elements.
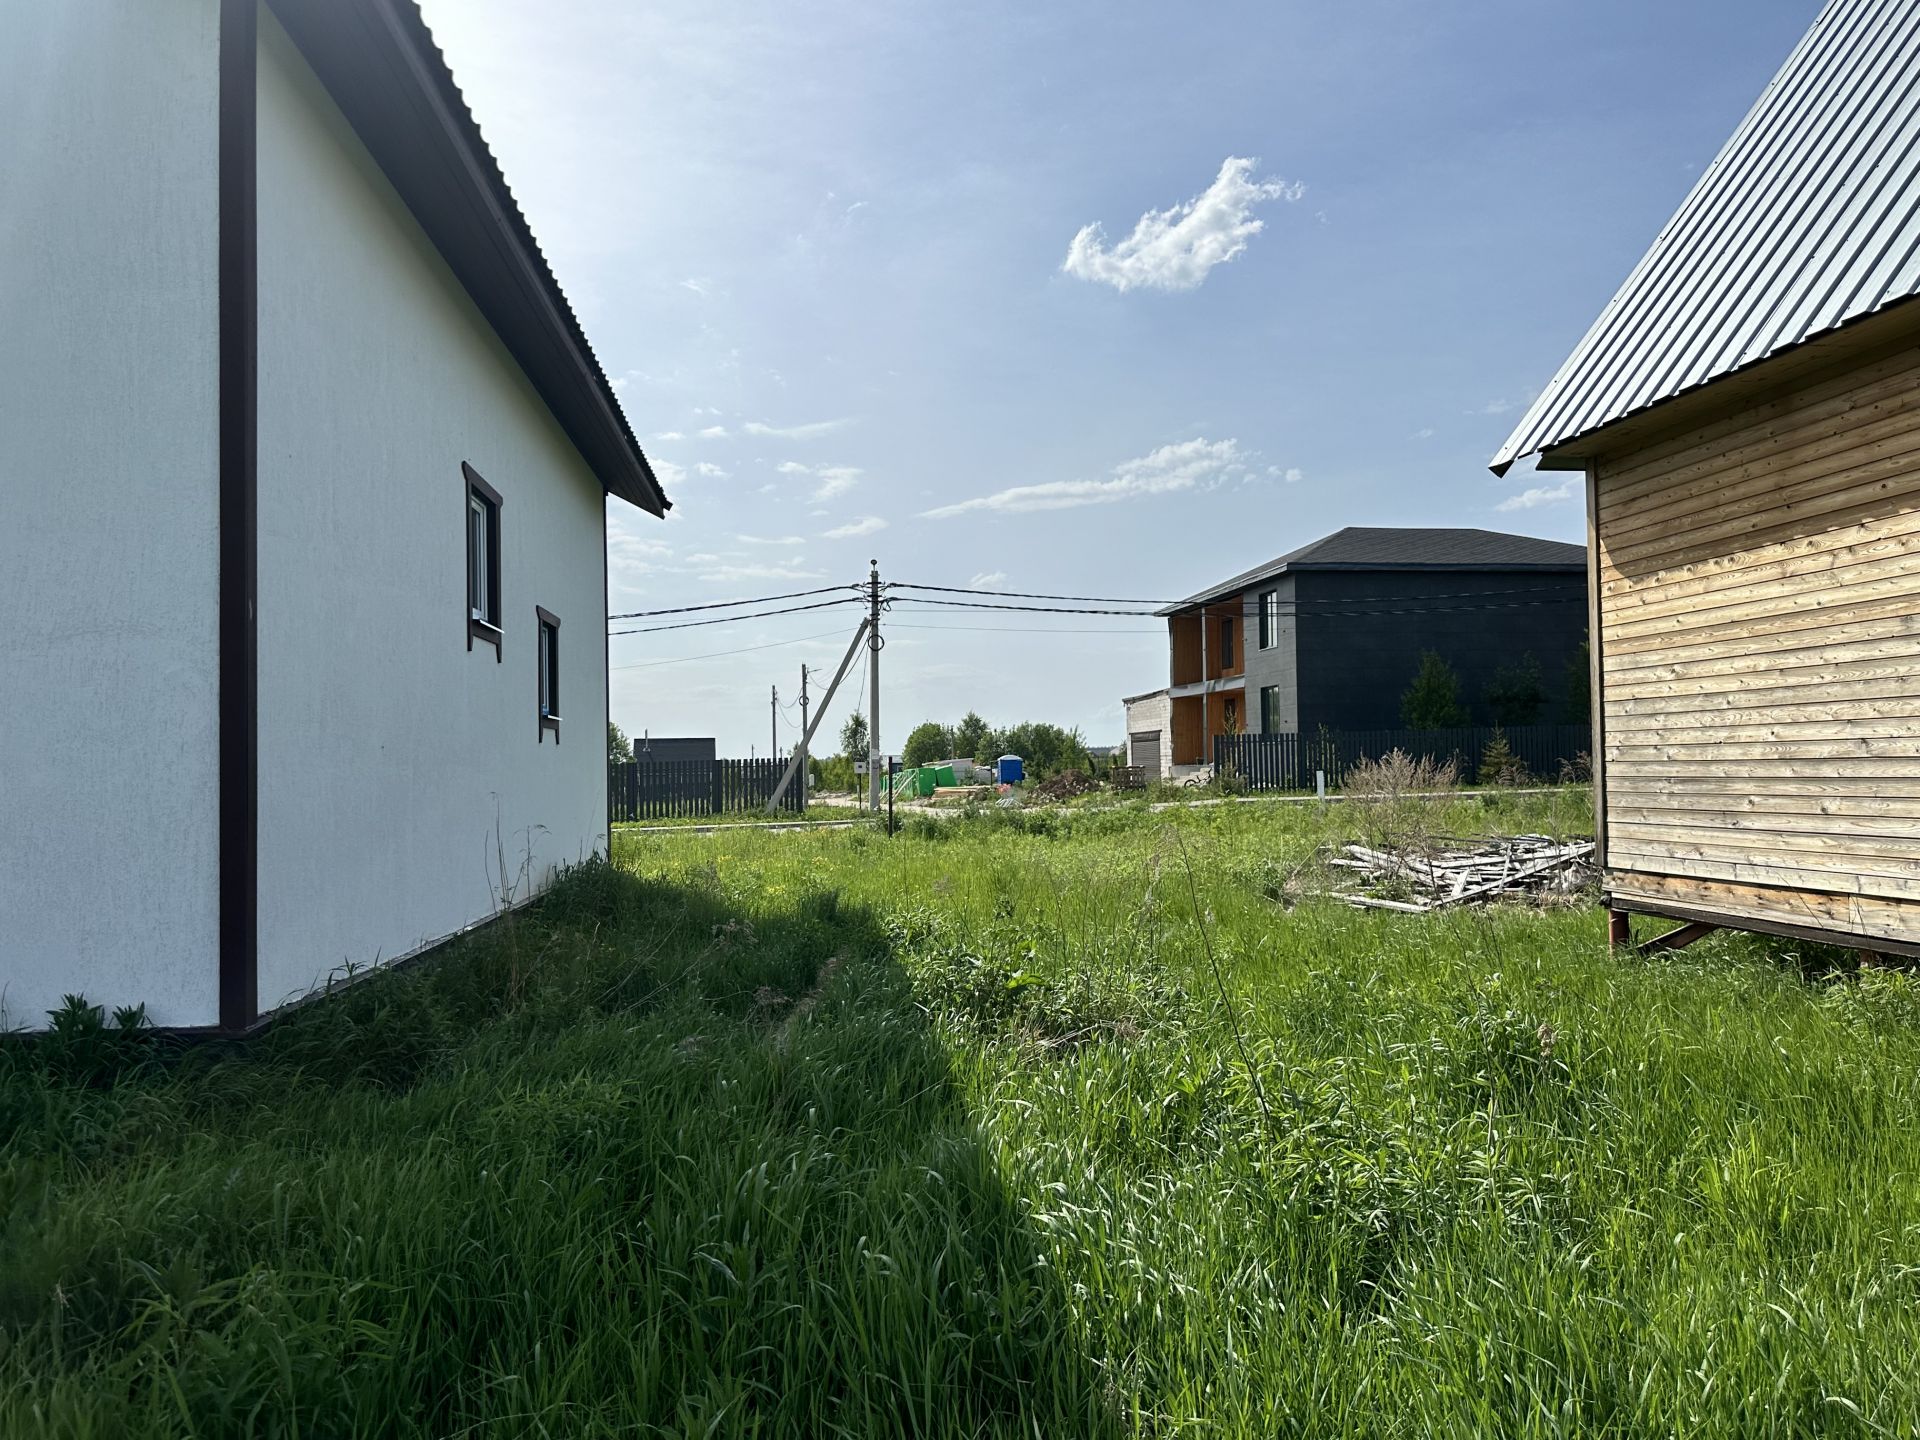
<box><xmin>1327</xmin><ymin>834</ymin><xmax>1596</xmax><ymax>913</ymax></box>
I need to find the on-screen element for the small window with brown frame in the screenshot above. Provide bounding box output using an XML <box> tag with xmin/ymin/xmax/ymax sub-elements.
<box><xmin>536</xmin><ymin>606</ymin><xmax>561</xmax><ymax>741</ymax></box>
<box><xmin>464</xmin><ymin>462</ymin><xmax>502</xmax><ymax>657</ymax></box>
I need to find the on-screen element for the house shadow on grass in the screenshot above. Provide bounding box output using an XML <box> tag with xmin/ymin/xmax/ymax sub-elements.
<box><xmin>0</xmin><ymin>858</ymin><xmax>1122</xmax><ymax>1438</ymax></box>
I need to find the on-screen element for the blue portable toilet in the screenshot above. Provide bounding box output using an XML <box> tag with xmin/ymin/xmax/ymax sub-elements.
<box><xmin>996</xmin><ymin>754</ymin><xmax>1024</xmax><ymax>785</ymax></box>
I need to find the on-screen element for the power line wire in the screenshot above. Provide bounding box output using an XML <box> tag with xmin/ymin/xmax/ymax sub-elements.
<box><xmin>609</xmin><ymin>584</ymin><xmax>858</xmax><ymax>621</ymax></box>
<box><xmin>888</xmin><ymin>593</ymin><xmax>1584</xmax><ymax>620</ymax></box>
<box><xmin>889</xmin><ymin>581</ymin><xmax>1194</xmax><ymax>605</ymax></box>
<box><xmin>610</xmin><ymin>627</ymin><xmax>849</xmax><ymax>672</ymax></box>
<box><xmin>889</xmin><ymin>579</ymin><xmax>1584</xmax><ymax>608</ymax></box>
<box><xmin>890</xmin><ymin>597</ymin><xmax>1164</xmax><ymax>617</ymax></box>
<box><xmin>610</xmin><ymin>595</ymin><xmax>866</xmax><ymax>635</ymax></box>
<box><xmin>888</xmin><ymin>621</ymin><xmax>1164</xmax><ymax>635</ymax></box>
<box><xmin>604</xmin><ymin>577</ymin><xmax>1581</xmax><ymax>637</ymax></box>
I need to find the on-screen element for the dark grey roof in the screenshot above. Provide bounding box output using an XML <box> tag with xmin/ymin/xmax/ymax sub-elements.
<box><xmin>1159</xmin><ymin>527</ymin><xmax>1586</xmax><ymax>613</ymax></box>
<box><xmin>1492</xmin><ymin>0</ymin><xmax>1920</xmax><ymax>475</ymax></box>
<box><xmin>267</xmin><ymin>0</ymin><xmax>669</xmax><ymax>515</ymax></box>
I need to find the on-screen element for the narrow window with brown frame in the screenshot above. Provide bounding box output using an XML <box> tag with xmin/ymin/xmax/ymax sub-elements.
<box><xmin>536</xmin><ymin>606</ymin><xmax>561</xmax><ymax>741</ymax></box>
<box><xmin>465</xmin><ymin>462</ymin><xmax>502</xmax><ymax>657</ymax></box>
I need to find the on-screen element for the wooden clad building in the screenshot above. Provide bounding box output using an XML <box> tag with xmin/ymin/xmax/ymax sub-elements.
<box><xmin>1493</xmin><ymin>0</ymin><xmax>1920</xmax><ymax>956</ymax></box>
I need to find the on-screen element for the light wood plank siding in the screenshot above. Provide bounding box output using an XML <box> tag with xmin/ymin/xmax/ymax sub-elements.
<box><xmin>1595</xmin><ymin>345</ymin><xmax>1920</xmax><ymax>946</ymax></box>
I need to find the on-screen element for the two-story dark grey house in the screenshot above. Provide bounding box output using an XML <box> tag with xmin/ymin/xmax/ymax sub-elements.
<box><xmin>1124</xmin><ymin>527</ymin><xmax>1587</xmax><ymax>774</ymax></box>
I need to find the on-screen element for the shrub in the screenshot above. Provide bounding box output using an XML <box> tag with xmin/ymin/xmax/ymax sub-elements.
<box><xmin>1343</xmin><ymin>748</ymin><xmax>1458</xmax><ymax>855</ymax></box>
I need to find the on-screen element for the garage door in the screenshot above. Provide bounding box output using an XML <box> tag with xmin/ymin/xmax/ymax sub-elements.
<box><xmin>1130</xmin><ymin>730</ymin><xmax>1162</xmax><ymax>775</ymax></box>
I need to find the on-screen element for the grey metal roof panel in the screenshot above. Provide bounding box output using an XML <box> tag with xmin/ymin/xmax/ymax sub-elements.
<box><xmin>1492</xmin><ymin>0</ymin><xmax>1920</xmax><ymax>475</ymax></box>
<box><xmin>267</xmin><ymin>0</ymin><xmax>669</xmax><ymax>515</ymax></box>
<box><xmin>1159</xmin><ymin>527</ymin><xmax>1586</xmax><ymax>613</ymax></box>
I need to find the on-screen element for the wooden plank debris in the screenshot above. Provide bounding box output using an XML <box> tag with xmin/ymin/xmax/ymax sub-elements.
<box><xmin>1325</xmin><ymin>834</ymin><xmax>1596</xmax><ymax>913</ymax></box>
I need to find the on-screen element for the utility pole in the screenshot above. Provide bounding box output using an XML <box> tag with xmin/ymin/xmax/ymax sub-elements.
<box><xmin>798</xmin><ymin>664</ymin><xmax>810</xmax><ymax>811</ymax></box>
<box><xmin>771</xmin><ymin>684</ymin><xmax>778</xmax><ymax>766</ymax></box>
<box><xmin>867</xmin><ymin>559</ymin><xmax>883</xmax><ymax>811</ymax></box>
<box><xmin>765</xmin><ymin>619</ymin><xmax>868</xmax><ymax>814</ymax></box>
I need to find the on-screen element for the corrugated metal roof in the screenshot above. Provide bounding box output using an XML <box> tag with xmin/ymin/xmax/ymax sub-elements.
<box><xmin>1491</xmin><ymin>0</ymin><xmax>1920</xmax><ymax>476</ymax></box>
<box><xmin>1159</xmin><ymin>527</ymin><xmax>1585</xmax><ymax>613</ymax></box>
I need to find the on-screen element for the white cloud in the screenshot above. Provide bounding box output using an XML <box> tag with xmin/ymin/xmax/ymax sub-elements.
<box><xmin>1478</xmin><ymin>399</ymin><xmax>1516</xmax><ymax>416</ymax></box>
<box><xmin>812</xmin><ymin>466</ymin><xmax>860</xmax><ymax>501</ymax></box>
<box><xmin>737</xmin><ymin>533</ymin><xmax>807</xmax><ymax>546</ymax></box>
<box><xmin>1412</xmin><ymin>426</ymin><xmax>1435</xmax><ymax>440</ymax></box>
<box><xmin>778</xmin><ymin>460</ymin><xmax>862</xmax><ymax>501</ymax></box>
<box><xmin>694</xmin><ymin>462</ymin><xmax>729</xmax><ymax>478</ymax></box>
<box><xmin>823</xmin><ymin>515</ymin><xmax>888</xmax><ymax>539</ymax></box>
<box><xmin>969</xmin><ymin>571</ymin><xmax>1008</xmax><ymax>590</ymax></box>
<box><xmin>606</xmin><ymin>509</ymin><xmax>672</xmax><ymax>577</ymax></box>
<box><xmin>1496</xmin><ymin>478</ymin><xmax>1579</xmax><ymax>511</ymax></box>
<box><xmin>743</xmin><ymin>418</ymin><xmax>851</xmax><ymax>440</ymax></box>
<box><xmin>651</xmin><ymin>457</ymin><xmax>687</xmax><ymax>489</ymax></box>
<box><xmin>680</xmin><ymin>277</ymin><xmax>713</xmax><ymax>297</ymax></box>
<box><xmin>1062</xmin><ymin>157</ymin><xmax>1303</xmax><ymax>293</ymax></box>
<box><xmin>698</xmin><ymin>425</ymin><xmax>729</xmax><ymax>439</ymax></box>
<box><xmin>1266</xmin><ymin>464</ymin><xmax>1304</xmax><ymax>483</ymax></box>
<box><xmin>654</xmin><ymin>430</ymin><xmax>684</xmax><ymax>442</ymax></box>
<box><xmin>923</xmin><ymin>437</ymin><xmax>1246</xmax><ymax>517</ymax></box>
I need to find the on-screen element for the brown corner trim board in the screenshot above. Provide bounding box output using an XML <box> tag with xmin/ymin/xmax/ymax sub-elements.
<box><xmin>218</xmin><ymin>0</ymin><xmax>259</xmax><ymax>1032</ymax></box>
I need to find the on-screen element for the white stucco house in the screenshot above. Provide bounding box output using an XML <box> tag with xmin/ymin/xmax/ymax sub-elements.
<box><xmin>1</xmin><ymin>0</ymin><xmax>669</xmax><ymax>1031</ymax></box>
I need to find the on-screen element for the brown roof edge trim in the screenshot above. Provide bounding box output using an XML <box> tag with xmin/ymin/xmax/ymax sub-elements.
<box><xmin>1497</xmin><ymin>290</ymin><xmax>1920</xmax><ymax>477</ymax></box>
<box><xmin>264</xmin><ymin>0</ymin><xmax>669</xmax><ymax>516</ymax></box>
<box><xmin>218</xmin><ymin>0</ymin><xmax>260</xmax><ymax>1031</ymax></box>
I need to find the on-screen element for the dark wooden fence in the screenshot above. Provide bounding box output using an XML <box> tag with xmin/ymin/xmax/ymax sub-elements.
<box><xmin>1215</xmin><ymin>724</ymin><xmax>1590</xmax><ymax>792</ymax></box>
<box><xmin>610</xmin><ymin>758</ymin><xmax>803</xmax><ymax>821</ymax></box>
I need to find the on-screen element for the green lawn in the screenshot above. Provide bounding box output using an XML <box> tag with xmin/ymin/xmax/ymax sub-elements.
<box><xmin>6</xmin><ymin>792</ymin><xmax>1920</xmax><ymax>1436</ymax></box>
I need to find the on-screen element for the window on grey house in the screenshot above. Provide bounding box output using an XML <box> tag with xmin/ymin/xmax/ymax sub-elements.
<box><xmin>1260</xmin><ymin>684</ymin><xmax>1282</xmax><ymax>734</ymax></box>
<box><xmin>536</xmin><ymin>607</ymin><xmax>561</xmax><ymax>740</ymax></box>
<box><xmin>465</xmin><ymin>463</ymin><xmax>503</xmax><ymax>657</ymax></box>
<box><xmin>1258</xmin><ymin>590</ymin><xmax>1278</xmax><ymax>649</ymax></box>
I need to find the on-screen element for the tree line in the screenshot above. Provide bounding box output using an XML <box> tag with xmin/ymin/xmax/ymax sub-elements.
<box><xmin>808</xmin><ymin>710</ymin><xmax>1096</xmax><ymax>791</ymax></box>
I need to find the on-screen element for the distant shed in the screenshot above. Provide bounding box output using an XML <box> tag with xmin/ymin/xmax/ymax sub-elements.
<box><xmin>1494</xmin><ymin>0</ymin><xmax>1920</xmax><ymax>956</ymax></box>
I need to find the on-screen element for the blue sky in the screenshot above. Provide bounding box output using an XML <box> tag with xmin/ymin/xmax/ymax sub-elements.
<box><xmin>416</xmin><ymin>0</ymin><xmax>1819</xmax><ymax>755</ymax></box>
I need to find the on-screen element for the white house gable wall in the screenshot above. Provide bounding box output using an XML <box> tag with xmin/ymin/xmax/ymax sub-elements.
<box><xmin>253</xmin><ymin>12</ymin><xmax>608</xmax><ymax>1012</ymax></box>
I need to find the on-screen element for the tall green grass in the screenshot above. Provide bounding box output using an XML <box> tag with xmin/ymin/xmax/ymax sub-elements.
<box><xmin>4</xmin><ymin>791</ymin><xmax>1919</xmax><ymax>1436</ymax></box>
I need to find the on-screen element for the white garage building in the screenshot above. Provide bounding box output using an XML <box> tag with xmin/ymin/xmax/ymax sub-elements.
<box><xmin>0</xmin><ymin>0</ymin><xmax>669</xmax><ymax>1030</ymax></box>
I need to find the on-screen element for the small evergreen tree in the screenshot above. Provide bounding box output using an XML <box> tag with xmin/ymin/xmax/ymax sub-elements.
<box><xmin>1564</xmin><ymin>638</ymin><xmax>1592</xmax><ymax>722</ymax></box>
<box><xmin>1401</xmin><ymin>652</ymin><xmax>1470</xmax><ymax>729</ymax></box>
<box><xmin>1479</xmin><ymin>727</ymin><xmax>1529</xmax><ymax>786</ymax></box>
<box><xmin>1484</xmin><ymin>654</ymin><xmax>1546</xmax><ymax>726</ymax></box>
<box><xmin>953</xmin><ymin>710</ymin><xmax>992</xmax><ymax>762</ymax></box>
<box><xmin>608</xmin><ymin>721</ymin><xmax>633</xmax><ymax>768</ymax></box>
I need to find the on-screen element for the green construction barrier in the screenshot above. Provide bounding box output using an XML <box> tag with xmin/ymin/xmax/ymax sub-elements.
<box><xmin>889</xmin><ymin>767</ymin><xmax>938</xmax><ymax>797</ymax></box>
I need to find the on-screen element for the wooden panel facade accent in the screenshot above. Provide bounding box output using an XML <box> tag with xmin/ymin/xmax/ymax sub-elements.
<box><xmin>1169</xmin><ymin>686</ymin><xmax>1246</xmax><ymax>766</ymax></box>
<box><xmin>1593</xmin><ymin>342</ymin><xmax>1920</xmax><ymax>947</ymax></box>
<box><xmin>1169</xmin><ymin>615</ymin><xmax>1201</xmax><ymax>687</ymax></box>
